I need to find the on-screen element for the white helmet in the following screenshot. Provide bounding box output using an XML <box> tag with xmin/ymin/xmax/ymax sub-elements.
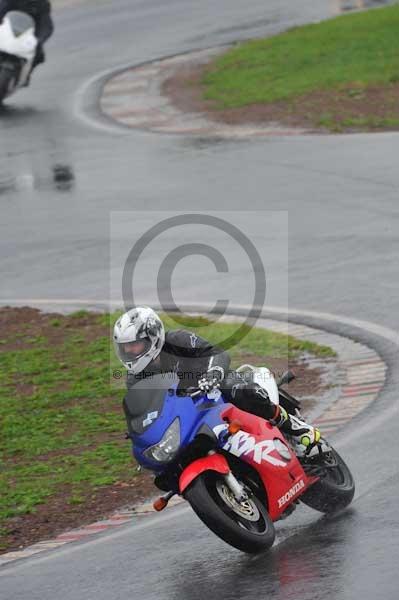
<box><xmin>113</xmin><ymin>307</ymin><xmax>165</xmax><ymax>374</ymax></box>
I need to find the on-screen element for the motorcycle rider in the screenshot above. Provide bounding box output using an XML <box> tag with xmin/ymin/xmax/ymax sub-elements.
<box><xmin>0</xmin><ymin>0</ymin><xmax>54</xmax><ymax>81</ymax></box>
<box><xmin>113</xmin><ymin>306</ymin><xmax>321</xmax><ymax>458</ymax></box>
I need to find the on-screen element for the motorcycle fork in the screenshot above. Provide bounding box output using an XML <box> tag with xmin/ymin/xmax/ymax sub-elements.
<box><xmin>223</xmin><ymin>471</ymin><xmax>248</xmax><ymax>502</ymax></box>
<box><xmin>208</xmin><ymin>447</ymin><xmax>248</xmax><ymax>502</ymax></box>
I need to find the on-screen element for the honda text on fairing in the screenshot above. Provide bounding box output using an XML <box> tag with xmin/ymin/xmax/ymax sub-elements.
<box><xmin>124</xmin><ymin>366</ymin><xmax>355</xmax><ymax>554</ymax></box>
<box><xmin>0</xmin><ymin>11</ymin><xmax>37</xmax><ymax>100</ymax></box>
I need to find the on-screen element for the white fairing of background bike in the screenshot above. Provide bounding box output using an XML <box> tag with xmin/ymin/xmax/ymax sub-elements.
<box><xmin>0</xmin><ymin>15</ymin><xmax>36</xmax><ymax>60</ymax></box>
<box><xmin>0</xmin><ymin>11</ymin><xmax>37</xmax><ymax>96</ymax></box>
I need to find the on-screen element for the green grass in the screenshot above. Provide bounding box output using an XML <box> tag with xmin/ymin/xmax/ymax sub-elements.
<box><xmin>317</xmin><ymin>113</ymin><xmax>399</xmax><ymax>132</ymax></box>
<box><xmin>202</xmin><ymin>4</ymin><xmax>399</xmax><ymax>108</ymax></box>
<box><xmin>0</xmin><ymin>310</ymin><xmax>334</xmax><ymax>533</ymax></box>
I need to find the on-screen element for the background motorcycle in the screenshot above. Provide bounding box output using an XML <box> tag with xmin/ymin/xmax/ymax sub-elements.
<box><xmin>125</xmin><ymin>366</ymin><xmax>355</xmax><ymax>554</ymax></box>
<box><xmin>0</xmin><ymin>11</ymin><xmax>37</xmax><ymax>101</ymax></box>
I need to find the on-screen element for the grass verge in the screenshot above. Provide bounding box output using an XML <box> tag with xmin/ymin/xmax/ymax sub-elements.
<box><xmin>0</xmin><ymin>307</ymin><xmax>334</xmax><ymax>551</ymax></box>
<box><xmin>200</xmin><ymin>4</ymin><xmax>399</xmax><ymax>132</ymax></box>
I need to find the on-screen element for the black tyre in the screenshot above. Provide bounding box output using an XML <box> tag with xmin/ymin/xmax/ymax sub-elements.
<box><xmin>0</xmin><ymin>68</ymin><xmax>12</xmax><ymax>102</ymax></box>
<box><xmin>300</xmin><ymin>447</ymin><xmax>355</xmax><ymax>514</ymax></box>
<box><xmin>184</xmin><ymin>471</ymin><xmax>275</xmax><ymax>554</ymax></box>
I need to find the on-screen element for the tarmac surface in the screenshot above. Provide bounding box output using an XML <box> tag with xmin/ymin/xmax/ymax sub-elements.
<box><xmin>1</xmin><ymin>1</ymin><xmax>399</xmax><ymax>599</ymax></box>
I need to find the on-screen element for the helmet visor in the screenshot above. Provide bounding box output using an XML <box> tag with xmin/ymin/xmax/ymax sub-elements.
<box><xmin>118</xmin><ymin>338</ymin><xmax>152</xmax><ymax>363</ymax></box>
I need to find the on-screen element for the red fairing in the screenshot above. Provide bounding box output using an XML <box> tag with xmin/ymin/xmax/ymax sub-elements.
<box><xmin>219</xmin><ymin>405</ymin><xmax>318</xmax><ymax>521</ymax></box>
<box><xmin>179</xmin><ymin>453</ymin><xmax>230</xmax><ymax>494</ymax></box>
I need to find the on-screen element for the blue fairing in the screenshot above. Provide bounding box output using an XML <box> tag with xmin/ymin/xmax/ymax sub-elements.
<box><xmin>130</xmin><ymin>382</ymin><xmax>228</xmax><ymax>472</ymax></box>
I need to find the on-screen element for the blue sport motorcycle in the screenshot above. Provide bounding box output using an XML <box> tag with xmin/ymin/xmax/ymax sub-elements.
<box><xmin>124</xmin><ymin>369</ymin><xmax>355</xmax><ymax>554</ymax></box>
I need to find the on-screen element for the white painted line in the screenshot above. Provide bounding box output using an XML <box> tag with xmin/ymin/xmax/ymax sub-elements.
<box><xmin>73</xmin><ymin>67</ymin><xmax>135</xmax><ymax>136</ymax></box>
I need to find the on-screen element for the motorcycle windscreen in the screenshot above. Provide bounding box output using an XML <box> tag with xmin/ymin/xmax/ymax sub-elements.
<box><xmin>6</xmin><ymin>11</ymin><xmax>35</xmax><ymax>36</ymax></box>
<box><xmin>123</xmin><ymin>372</ymin><xmax>179</xmax><ymax>435</ymax></box>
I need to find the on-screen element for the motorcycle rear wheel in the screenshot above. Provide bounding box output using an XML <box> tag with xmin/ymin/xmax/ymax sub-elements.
<box><xmin>299</xmin><ymin>447</ymin><xmax>355</xmax><ymax>513</ymax></box>
<box><xmin>184</xmin><ymin>471</ymin><xmax>275</xmax><ymax>554</ymax></box>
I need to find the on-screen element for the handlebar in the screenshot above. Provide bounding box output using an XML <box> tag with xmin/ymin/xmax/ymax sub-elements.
<box><xmin>189</xmin><ymin>371</ymin><xmax>295</xmax><ymax>397</ymax></box>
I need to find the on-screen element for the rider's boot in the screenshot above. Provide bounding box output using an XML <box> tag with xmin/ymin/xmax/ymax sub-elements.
<box><xmin>271</xmin><ymin>405</ymin><xmax>322</xmax><ymax>457</ymax></box>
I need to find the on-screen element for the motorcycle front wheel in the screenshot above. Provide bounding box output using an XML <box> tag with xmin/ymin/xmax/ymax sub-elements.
<box><xmin>184</xmin><ymin>471</ymin><xmax>275</xmax><ymax>554</ymax></box>
<box><xmin>299</xmin><ymin>446</ymin><xmax>355</xmax><ymax>513</ymax></box>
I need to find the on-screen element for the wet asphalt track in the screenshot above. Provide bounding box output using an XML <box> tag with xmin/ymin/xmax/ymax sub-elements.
<box><xmin>1</xmin><ymin>1</ymin><xmax>399</xmax><ymax>598</ymax></box>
